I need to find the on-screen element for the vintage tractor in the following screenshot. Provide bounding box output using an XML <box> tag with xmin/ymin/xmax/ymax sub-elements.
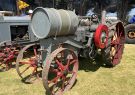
<box><xmin>15</xmin><ymin>7</ymin><xmax>125</xmax><ymax>95</ymax></box>
<box><xmin>0</xmin><ymin>15</ymin><xmax>39</xmax><ymax>71</ymax></box>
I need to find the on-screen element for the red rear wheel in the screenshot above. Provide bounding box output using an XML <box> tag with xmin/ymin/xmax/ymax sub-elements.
<box><xmin>102</xmin><ymin>22</ymin><xmax>125</xmax><ymax>67</ymax></box>
<box><xmin>16</xmin><ymin>44</ymin><xmax>41</xmax><ymax>83</ymax></box>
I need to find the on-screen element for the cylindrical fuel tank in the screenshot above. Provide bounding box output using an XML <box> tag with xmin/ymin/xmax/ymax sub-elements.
<box><xmin>31</xmin><ymin>7</ymin><xmax>79</xmax><ymax>39</ymax></box>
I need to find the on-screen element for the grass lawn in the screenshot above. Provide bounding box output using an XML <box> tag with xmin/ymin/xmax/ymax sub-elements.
<box><xmin>0</xmin><ymin>44</ymin><xmax>135</xmax><ymax>95</ymax></box>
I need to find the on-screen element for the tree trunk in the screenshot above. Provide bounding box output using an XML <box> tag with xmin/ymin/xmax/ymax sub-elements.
<box><xmin>117</xmin><ymin>0</ymin><xmax>128</xmax><ymax>22</ymax></box>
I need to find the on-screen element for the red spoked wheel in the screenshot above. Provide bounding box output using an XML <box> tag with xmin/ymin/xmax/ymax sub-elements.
<box><xmin>102</xmin><ymin>22</ymin><xmax>125</xmax><ymax>67</ymax></box>
<box><xmin>0</xmin><ymin>41</ymin><xmax>19</xmax><ymax>71</ymax></box>
<box><xmin>16</xmin><ymin>44</ymin><xmax>42</xmax><ymax>83</ymax></box>
<box><xmin>94</xmin><ymin>24</ymin><xmax>108</xmax><ymax>49</ymax></box>
<box><xmin>42</xmin><ymin>47</ymin><xmax>79</xmax><ymax>95</ymax></box>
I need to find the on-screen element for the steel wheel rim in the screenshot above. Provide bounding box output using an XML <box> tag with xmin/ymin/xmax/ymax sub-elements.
<box><xmin>42</xmin><ymin>47</ymin><xmax>79</xmax><ymax>95</ymax></box>
<box><xmin>16</xmin><ymin>44</ymin><xmax>41</xmax><ymax>83</ymax></box>
<box><xmin>127</xmin><ymin>30</ymin><xmax>135</xmax><ymax>39</ymax></box>
<box><xmin>110</xmin><ymin>23</ymin><xmax>125</xmax><ymax>65</ymax></box>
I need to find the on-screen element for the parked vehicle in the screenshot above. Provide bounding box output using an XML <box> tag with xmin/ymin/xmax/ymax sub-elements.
<box><xmin>125</xmin><ymin>15</ymin><xmax>135</xmax><ymax>44</ymax></box>
<box><xmin>0</xmin><ymin>0</ymin><xmax>126</xmax><ymax>95</ymax></box>
<box><xmin>19</xmin><ymin>7</ymin><xmax>125</xmax><ymax>95</ymax></box>
<box><xmin>0</xmin><ymin>15</ymin><xmax>38</xmax><ymax>71</ymax></box>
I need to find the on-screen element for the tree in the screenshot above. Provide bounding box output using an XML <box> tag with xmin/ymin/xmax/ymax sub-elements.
<box><xmin>117</xmin><ymin>0</ymin><xmax>129</xmax><ymax>22</ymax></box>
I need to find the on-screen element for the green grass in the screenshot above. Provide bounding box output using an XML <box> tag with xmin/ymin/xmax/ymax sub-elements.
<box><xmin>0</xmin><ymin>44</ymin><xmax>135</xmax><ymax>95</ymax></box>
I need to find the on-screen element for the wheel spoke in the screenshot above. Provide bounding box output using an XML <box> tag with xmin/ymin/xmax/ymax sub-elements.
<box><xmin>113</xmin><ymin>45</ymin><xmax>123</xmax><ymax>59</ymax></box>
<box><xmin>61</xmin><ymin>76</ymin><xmax>66</xmax><ymax>90</ymax></box>
<box><xmin>32</xmin><ymin>66</ymin><xmax>37</xmax><ymax>74</ymax></box>
<box><xmin>70</xmin><ymin>60</ymin><xmax>77</xmax><ymax>65</ymax></box>
<box><xmin>19</xmin><ymin>61</ymin><xmax>32</xmax><ymax>65</ymax></box>
<box><xmin>65</xmin><ymin>59</ymin><xmax>70</xmax><ymax>69</ymax></box>
<box><xmin>27</xmin><ymin>67</ymin><xmax>38</xmax><ymax>80</ymax></box>
<box><xmin>55</xmin><ymin>58</ymin><xmax>65</xmax><ymax>70</ymax></box>
<box><xmin>111</xmin><ymin>38</ymin><xmax>119</xmax><ymax>45</ymax></box>
<box><xmin>34</xmin><ymin>47</ymin><xmax>38</xmax><ymax>59</ymax></box>
<box><xmin>68</xmin><ymin>71</ymin><xmax>75</xmax><ymax>75</ymax></box>
<box><xmin>20</xmin><ymin>65</ymin><xmax>31</xmax><ymax>75</ymax></box>
<box><xmin>48</xmin><ymin>74</ymin><xmax>61</xmax><ymax>84</ymax></box>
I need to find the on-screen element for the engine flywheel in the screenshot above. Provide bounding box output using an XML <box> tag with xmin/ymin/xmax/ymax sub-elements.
<box><xmin>94</xmin><ymin>24</ymin><xmax>109</xmax><ymax>49</ymax></box>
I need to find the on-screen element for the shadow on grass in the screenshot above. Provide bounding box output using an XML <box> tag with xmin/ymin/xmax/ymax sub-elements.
<box><xmin>21</xmin><ymin>70</ymin><xmax>42</xmax><ymax>84</ymax></box>
<box><xmin>44</xmin><ymin>55</ymin><xmax>104</xmax><ymax>95</ymax></box>
<box><xmin>18</xmin><ymin>54</ymin><xmax>109</xmax><ymax>95</ymax></box>
<box><xmin>78</xmin><ymin>55</ymin><xmax>104</xmax><ymax>72</ymax></box>
<box><xmin>45</xmin><ymin>79</ymin><xmax>78</xmax><ymax>95</ymax></box>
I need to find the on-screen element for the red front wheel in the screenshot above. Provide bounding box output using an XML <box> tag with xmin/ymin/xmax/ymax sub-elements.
<box><xmin>42</xmin><ymin>47</ymin><xmax>79</xmax><ymax>95</ymax></box>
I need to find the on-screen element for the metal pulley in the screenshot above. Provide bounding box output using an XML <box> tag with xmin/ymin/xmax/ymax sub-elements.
<box><xmin>94</xmin><ymin>24</ymin><xmax>108</xmax><ymax>49</ymax></box>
